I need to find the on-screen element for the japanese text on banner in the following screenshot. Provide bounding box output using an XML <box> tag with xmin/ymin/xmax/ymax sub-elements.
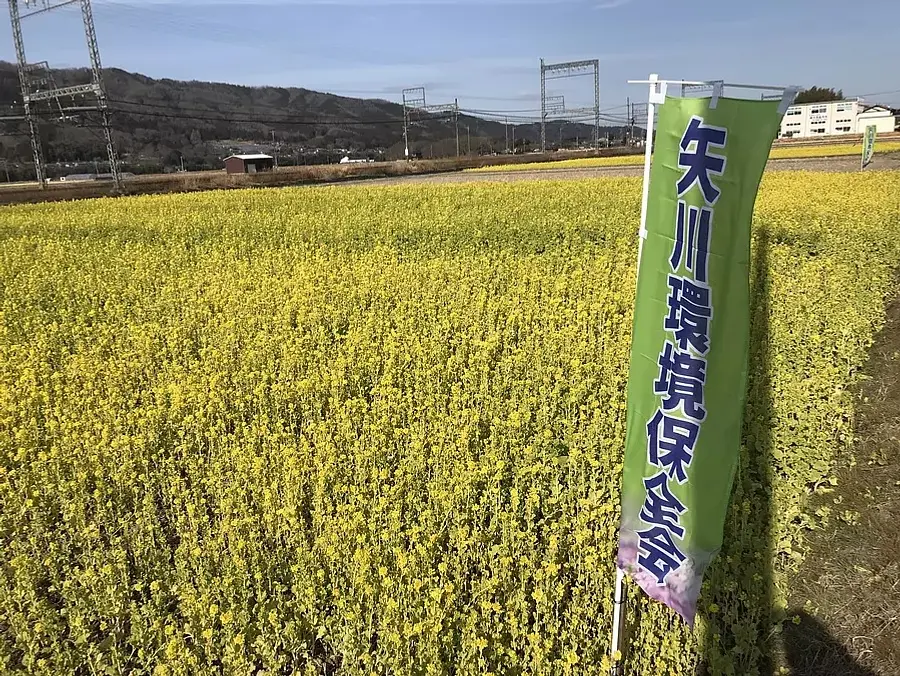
<box><xmin>636</xmin><ymin>115</ymin><xmax>728</xmax><ymax>585</ymax></box>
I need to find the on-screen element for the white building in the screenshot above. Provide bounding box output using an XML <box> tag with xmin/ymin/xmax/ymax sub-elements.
<box><xmin>779</xmin><ymin>98</ymin><xmax>896</xmax><ymax>138</ymax></box>
<box><xmin>857</xmin><ymin>105</ymin><xmax>896</xmax><ymax>134</ymax></box>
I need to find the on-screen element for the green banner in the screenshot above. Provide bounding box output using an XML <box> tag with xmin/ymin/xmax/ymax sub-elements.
<box><xmin>617</xmin><ymin>94</ymin><xmax>786</xmax><ymax>625</ymax></box>
<box><xmin>862</xmin><ymin>125</ymin><xmax>877</xmax><ymax>168</ymax></box>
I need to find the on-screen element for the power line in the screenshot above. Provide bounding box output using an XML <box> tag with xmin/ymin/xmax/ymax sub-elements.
<box><xmin>106</xmin><ymin>96</ymin><xmax>400</xmax><ymax>121</ymax></box>
<box><xmin>106</xmin><ymin>97</ymin><xmax>550</xmax><ymax>129</ymax></box>
<box><xmin>6</xmin><ymin>98</ymin><xmax>556</xmax><ymax>130</ymax></box>
<box><xmin>458</xmin><ymin>106</ymin><xmax>629</xmax><ymax>125</ymax></box>
<box><xmin>105</xmin><ymin>100</ymin><xmax>450</xmax><ymax>127</ymax></box>
<box><xmin>4</xmin><ymin>96</ymin><xmax>632</xmax><ymax>132</ymax></box>
<box><xmin>4</xmin><ymin>101</ymin><xmax>417</xmax><ymax>128</ymax></box>
<box><xmin>112</xmin><ymin>94</ymin><xmax>626</xmax><ymax>124</ymax></box>
<box><xmin>459</xmin><ymin>103</ymin><xmax>628</xmax><ymax>117</ymax></box>
<box><xmin>852</xmin><ymin>88</ymin><xmax>900</xmax><ymax>99</ymax></box>
<box><xmin>460</xmin><ymin>107</ymin><xmax>545</xmax><ymax>114</ymax></box>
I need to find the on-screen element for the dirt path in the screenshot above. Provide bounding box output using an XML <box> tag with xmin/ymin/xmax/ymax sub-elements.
<box><xmin>3</xmin><ymin>153</ymin><xmax>898</xmax><ymax>206</ymax></box>
<box><xmin>775</xmin><ymin>292</ymin><xmax>900</xmax><ymax>675</ymax></box>
<box><xmin>357</xmin><ymin>153</ymin><xmax>900</xmax><ymax>186</ymax></box>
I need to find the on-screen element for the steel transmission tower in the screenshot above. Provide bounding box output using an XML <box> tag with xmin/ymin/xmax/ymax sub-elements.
<box><xmin>402</xmin><ymin>87</ymin><xmax>425</xmax><ymax>159</ymax></box>
<box><xmin>8</xmin><ymin>0</ymin><xmax>121</xmax><ymax>189</ymax></box>
<box><xmin>422</xmin><ymin>99</ymin><xmax>459</xmax><ymax>157</ymax></box>
<box><xmin>545</xmin><ymin>95</ymin><xmax>566</xmax><ymax>116</ymax></box>
<box><xmin>540</xmin><ymin>58</ymin><xmax>600</xmax><ymax>153</ymax></box>
<box><xmin>401</xmin><ymin>87</ymin><xmax>460</xmax><ymax>158</ymax></box>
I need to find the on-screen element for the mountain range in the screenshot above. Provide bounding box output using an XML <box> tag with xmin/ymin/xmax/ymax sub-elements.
<box><xmin>0</xmin><ymin>61</ymin><xmax>629</xmax><ymax>177</ymax></box>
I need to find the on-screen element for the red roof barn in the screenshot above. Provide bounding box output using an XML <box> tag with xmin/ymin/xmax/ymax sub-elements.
<box><xmin>223</xmin><ymin>154</ymin><xmax>275</xmax><ymax>174</ymax></box>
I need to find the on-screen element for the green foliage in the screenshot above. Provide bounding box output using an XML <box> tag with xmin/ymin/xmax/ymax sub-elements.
<box><xmin>794</xmin><ymin>86</ymin><xmax>844</xmax><ymax>105</ymax></box>
<box><xmin>0</xmin><ymin>173</ymin><xmax>899</xmax><ymax>674</ymax></box>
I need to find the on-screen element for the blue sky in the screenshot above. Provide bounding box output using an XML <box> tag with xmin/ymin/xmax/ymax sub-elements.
<box><xmin>2</xmin><ymin>0</ymin><xmax>899</xmax><ymax>121</ymax></box>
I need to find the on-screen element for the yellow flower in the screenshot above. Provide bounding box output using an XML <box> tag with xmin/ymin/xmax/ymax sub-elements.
<box><xmin>2</xmin><ymin>172</ymin><xmax>898</xmax><ymax>675</ymax></box>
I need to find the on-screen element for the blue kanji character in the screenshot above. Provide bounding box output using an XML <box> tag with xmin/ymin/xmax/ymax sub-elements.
<box><xmin>639</xmin><ymin>471</ymin><xmax>687</xmax><ymax>537</ymax></box>
<box><xmin>665</xmin><ymin>275</ymin><xmax>713</xmax><ymax>356</ymax></box>
<box><xmin>677</xmin><ymin>116</ymin><xmax>727</xmax><ymax>205</ymax></box>
<box><xmin>670</xmin><ymin>200</ymin><xmax>712</xmax><ymax>283</ymax></box>
<box><xmin>647</xmin><ymin>409</ymin><xmax>699</xmax><ymax>483</ymax></box>
<box><xmin>654</xmin><ymin>341</ymin><xmax>707</xmax><ymax>422</ymax></box>
<box><xmin>636</xmin><ymin>525</ymin><xmax>687</xmax><ymax>585</ymax></box>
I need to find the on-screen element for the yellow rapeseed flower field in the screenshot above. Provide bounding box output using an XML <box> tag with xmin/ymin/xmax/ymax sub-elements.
<box><xmin>767</xmin><ymin>139</ymin><xmax>900</xmax><ymax>159</ymax></box>
<box><xmin>1</xmin><ymin>172</ymin><xmax>899</xmax><ymax>674</ymax></box>
<box><xmin>465</xmin><ymin>140</ymin><xmax>900</xmax><ymax>172</ymax></box>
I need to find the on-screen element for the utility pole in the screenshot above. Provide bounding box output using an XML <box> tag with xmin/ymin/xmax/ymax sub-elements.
<box><xmin>454</xmin><ymin>98</ymin><xmax>460</xmax><ymax>157</ymax></box>
<box><xmin>271</xmin><ymin>130</ymin><xmax>280</xmax><ymax>169</ymax></box>
<box><xmin>540</xmin><ymin>58</ymin><xmax>546</xmax><ymax>152</ymax></box>
<box><xmin>594</xmin><ymin>60</ymin><xmax>600</xmax><ymax>151</ymax></box>
<box><xmin>403</xmin><ymin>108</ymin><xmax>408</xmax><ymax>159</ymax></box>
<box><xmin>466</xmin><ymin>125</ymin><xmax>471</xmax><ymax>155</ymax></box>
<box><xmin>505</xmin><ymin>116</ymin><xmax>509</xmax><ymax>154</ymax></box>
<box><xmin>629</xmin><ymin>99</ymin><xmax>635</xmax><ymax>147</ymax></box>
<box><xmin>626</xmin><ymin>97</ymin><xmax>630</xmax><ymax>144</ymax></box>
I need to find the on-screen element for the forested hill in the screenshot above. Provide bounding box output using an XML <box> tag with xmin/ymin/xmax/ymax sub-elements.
<box><xmin>0</xmin><ymin>61</ymin><xmax>625</xmax><ymax>175</ymax></box>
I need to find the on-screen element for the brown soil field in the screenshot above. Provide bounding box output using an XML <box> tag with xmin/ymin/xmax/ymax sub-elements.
<box><xmin>773</xmin><ymin>291</ymin><xmax>900</xmax><ymax>675</ymax></box>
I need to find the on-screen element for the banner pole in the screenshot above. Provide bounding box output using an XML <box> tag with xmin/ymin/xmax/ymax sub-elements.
<box><xmin>636</xmin><ymin>74</ymin><xmax>662</xmax><ymax>270</ymax></box>
<box><xmin>610</xmin><ymin>567</ymin><xmax>626</xmax><ymax>675</ymax></box>
<box><xmin>611</xmin><ymin>73</ymin><xmax>666</xmax><ymax>675</ymax></box>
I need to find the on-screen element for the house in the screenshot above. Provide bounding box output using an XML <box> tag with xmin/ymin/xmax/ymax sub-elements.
<box><xmin>779</xmin><ymin>98</ymin><xmax>897</xmax><ymax>138</ymax></box>
<box><xmin>857</xmin><ymin>105</ymin><xmax>897</xmax><ymax>135</ymax></box>
<box><xmin>223</xmin><ymin>154</ymin><xmax>275</xmax><ymax>174</ymax></box>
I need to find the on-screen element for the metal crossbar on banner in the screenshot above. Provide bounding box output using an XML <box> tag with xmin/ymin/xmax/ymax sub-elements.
<box><xmin>626</xmin><ymin>76</ymin><xmax>798</xmax><ymax>272</ymax></box>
